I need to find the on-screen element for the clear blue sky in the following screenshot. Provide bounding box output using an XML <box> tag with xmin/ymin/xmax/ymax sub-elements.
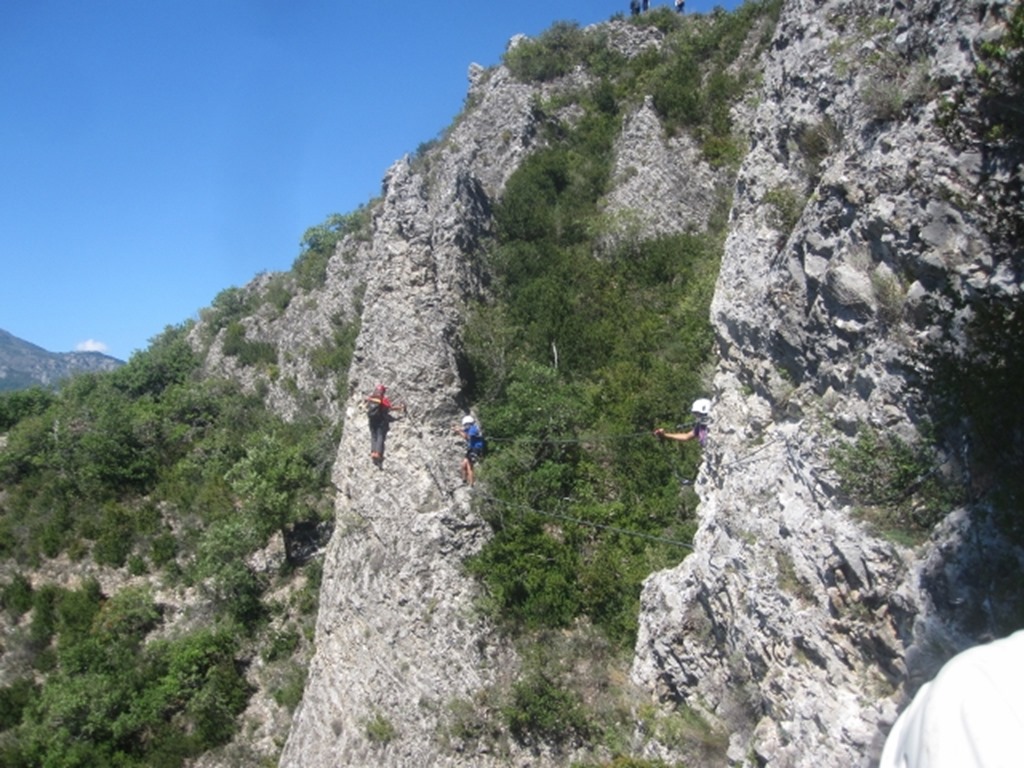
<box><xmin>1</xmin><ymin>0</ymin><xmax>740</xmax><ymax>361</ymax></box>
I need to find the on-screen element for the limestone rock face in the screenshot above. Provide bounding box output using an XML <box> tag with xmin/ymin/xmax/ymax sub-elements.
<box><xmin>632</xmin><ymin>0</ymin><xmax>1022</xmax><ymax>766</ymax></box>
<box><xmin>277</xmin><ymin>49</ymin><xmax>559</xmax><ymax>768</ymax></box>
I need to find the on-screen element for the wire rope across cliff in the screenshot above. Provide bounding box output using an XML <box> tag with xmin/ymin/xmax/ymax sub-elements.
<box><xmin>462</xmin><ymin>434</ymin><xmax>790</xmax><ymax>552</ymax></box>
<box><xmin>483</xmin><ymin>430</ymin><xmax>654</xmax><ymax>446</ymax></box>
<box><xmin>472</xmin><ymin>489</ymin><xmax>696</xmax><ymax>551</ymax></box>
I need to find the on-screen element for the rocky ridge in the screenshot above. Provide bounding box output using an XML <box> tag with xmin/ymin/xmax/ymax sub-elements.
<box><xmin>277</xmin><ymin>48</ymin><xmax>565</xmax><ymax>768</ymax></box>
<box><xmin>633</xmin><ymin>0</ymin><xmax>1022</xmax><ymax>766</ymax></box>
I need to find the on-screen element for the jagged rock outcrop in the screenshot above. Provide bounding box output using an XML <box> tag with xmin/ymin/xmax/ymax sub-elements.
<box><xmin>194</xmin><ymin>249</ymin><xmax>373</xmax><ymax>426</ymax></box>
<box><xmin>277</xmin><ymin>48</ymin><xmax>573</xmax><ymax>768</ymax></box>
<box><xmin>606</xmin><ymin>95</ymin><xmax>733</xmax><ymax>240</ymax></box>
<box><xmin>633</xmin><ymin>1</ymin><xmax>1022</xmax><ymax>766</ymax></box>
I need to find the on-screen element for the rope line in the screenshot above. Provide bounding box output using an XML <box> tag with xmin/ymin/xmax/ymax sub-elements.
<box><xmin>483</xmin><ymin>430</ymin><xmax>653</xmax><ymax>445</ymax></box>
<box><xmin>717</xmin><ymin>435</ymin><xmax>784</xmax><ymax>469</ymax></box>
<box><xmin>473</xmin><ymin>490</ymin><xmax>695</xmax><ymax>551</ymax></box>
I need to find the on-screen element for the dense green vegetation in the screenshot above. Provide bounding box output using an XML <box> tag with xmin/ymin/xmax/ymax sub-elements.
<box><xmin>831</xmin><ymin>426</ymin><xmax>963</xmax><ymax>545</ymax></box>
<box><xmin>0</xmin><ymin>581</ymin><xmax>250</xmax><ymax>767</ymax></box>
<box><xmin>0</xmin><ymin>324</ymin><xmax>331</xmax><ymax>765</ymax></box>
<box><xmin>505</xmin><ymin>2</ymin><xmax>782</xmax><ymax>166</ymax></box>
<box><xmin>294</xmin><ymin>205</ymin><xmax>374</xmax><ymax>290</ymax></box>
<box><xmin>463</xmin><ymin>4</ymin><xmax>781</xmax><ymax>653</ymax></box>
<box><xmin>0</xmin><ymin>324</ymin><xmax>334</xmax><ymax>570</ymax></box>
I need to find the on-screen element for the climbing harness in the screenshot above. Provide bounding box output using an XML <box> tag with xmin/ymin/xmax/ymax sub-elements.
<box><xmin>659</xmin><ymin>438</ymin><xmax>696</xmax><ymax>487</ymax></box>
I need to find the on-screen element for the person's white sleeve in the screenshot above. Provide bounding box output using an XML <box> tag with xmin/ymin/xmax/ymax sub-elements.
<box><xmin>879</xmin><ymin>629</ymin><xmax>1024</xmax><ymax>768</ymax></box>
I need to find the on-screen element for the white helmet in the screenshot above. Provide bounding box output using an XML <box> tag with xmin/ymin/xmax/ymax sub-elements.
<box><xmin>462</xmin><ymin>415</ymin><xmax>475</xmax><ymax>425</ymax></box>
<box><xmin>691</xmin><ymin>398</ymin><xmax>711</xmax><ymax>416</ymax></box>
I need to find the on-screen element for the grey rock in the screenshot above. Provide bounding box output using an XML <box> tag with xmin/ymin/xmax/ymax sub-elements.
<box><xmin>636</xmin><ymin>0</ymin><xmax>1021</xmax><ymax>765</ymax></box>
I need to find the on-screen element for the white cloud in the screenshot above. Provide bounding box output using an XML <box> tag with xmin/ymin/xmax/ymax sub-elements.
<box><xmin>75</xmin><ymin>339</ymin><xmax>109</xmax><ymax>353</ymax></box>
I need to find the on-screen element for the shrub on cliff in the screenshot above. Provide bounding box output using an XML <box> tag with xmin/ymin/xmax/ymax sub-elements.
<box><xmin>465</xmin><ymin>70</ymin><xmax>716</xmax><ymax>647</ymax></box>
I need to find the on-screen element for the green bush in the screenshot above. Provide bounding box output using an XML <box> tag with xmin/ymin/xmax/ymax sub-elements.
<box><xmin>832</xmin><ymin>426</ymin><xmax>960</xmax><ymax>541</ymax></box>
<box><xmin>504</xmin><ymin>22</ymin><xmax>601</xmax><ymax>83</ymax></box>
<box><xmin>113</xmin><ymin>323</ymin><xmax>198</xmax><ymax>398</ymax></box>
<box><xmin>294</xmin><ymin>207</ymin><xmax>373</xmax><ymax>290</ymax></box>
<box><xmin>262</xmin><ymin>625</ymin><xmax>300</xmax><ymax>663</ymax></box>
<box><xmin>365</xmin><ymin>711</ymin><xmax>398</xmax><ymax>744</ymax></box>
<box><xmin>1</xmin><ymin>576</ymin><xmax>251</xmax><ymax>766</ymax></box>
<box><xmin>796</xmin><ymin>118</ymin><xmax>842</xmax><ymax>184</ymax></box>
<box><xmin>650</xmin><ymin>0</ymin><xmax>782</xmax><ymax>161</ymax></box>
<box><xmin>272</xmin><ymin>663</ymin><xmax>308</xmax><ymax>712</ymax></box>
<box><xmin>503</xmin><ymin>671</ymin><xmax>591</xmax><ymax>745</ymax></box>
<box><xmin>310</xmin><ymin>310</ymin><xmax>362</xmax><ymax>391</ymax></box>
<box><xmin>1</xmin><ymin>573</ymin><xmax>34</xmax><ymax>618</ymax></box>
<box><xmin>0</xmin><ymin>387</ymin><xmax>55</xmax><ymax>431</ymax></box>
<box><xmin>222</xmin><ymin>322</ymin><xmax>278</xmax><ymax>367</ymax></box>
<box><xmin>465</xmin><ymin>69</ymin><xmax>718</xmax><ymax>646</ymax></box>
<box><xmin>763</xmin><ymin>184</ymin><xmax>805</xmax><ymax>237</ymax></box>
<box><xmin>0</xmin><ymin>678</ymin><xmax>36</xmax><ymax>732</ymax></box>
<box><xmin>200</xmin><ymin>286</ymin><xmax>257</xmax><ymax>336</ymax></box>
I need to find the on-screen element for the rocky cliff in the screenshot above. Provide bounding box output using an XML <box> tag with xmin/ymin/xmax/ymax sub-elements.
<box><xmin>277</xmin><ymin>54</ymin><xmax>566</xmax><ymax>768</ymax></box>
<box><xmin>189</xmin><ymin>2</ymin><xmax>1021</xmax><ymax>766</ymax></box>
<box><xmin>274</xmin><ymin>19</ymin><xmax>749</xmax><ymax>767</ymax></box>
<box><xmin>632</xmin><ymin>0</ymin><xmax>1022</xmax><ymax>766</ymax></box>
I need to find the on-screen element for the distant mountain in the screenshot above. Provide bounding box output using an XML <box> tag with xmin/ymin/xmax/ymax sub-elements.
<box><xmin>0</xmin><ymin>329</ymin><xmax>124</xmax><ymax>392</ymax></box>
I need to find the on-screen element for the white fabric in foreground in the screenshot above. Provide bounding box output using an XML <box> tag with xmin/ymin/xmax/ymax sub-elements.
<box><xmin>880</xmin><ymin>629</ymin><xmax>1024</xmax><ymax>768</ymax></box>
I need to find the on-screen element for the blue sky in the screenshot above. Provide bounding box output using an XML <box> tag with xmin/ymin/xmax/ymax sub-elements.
<box><xmin>1</xmin><ymin>0</ymin><xmax>739</xmax><ymax>361</ymax></box>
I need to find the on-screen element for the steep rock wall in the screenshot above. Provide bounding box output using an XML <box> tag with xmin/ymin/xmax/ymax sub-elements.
<box><xmin>633</xmin><ymin>0</ymin><xmax>1021</xmax><ymax>766</ymax></box>
<box><xmin>260</xmin><ymin>3</ymin><xmax>1023</xmax><ymax>766</ymax></box>
<box><xmin>278</xmin><ymin>57</ymin><xmax>566</xmax><ymax>768</ymax></box>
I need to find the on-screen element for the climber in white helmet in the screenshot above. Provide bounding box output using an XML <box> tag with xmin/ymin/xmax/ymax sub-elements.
<box><xmin>452</xmin><ymin>414</ymin><xmax>486</xmax><ymax>486</ymax></box>
<box><xmin>654</xmin><ymin>398</ymin><xmax>711</xmax><ymax>447</ymax></box>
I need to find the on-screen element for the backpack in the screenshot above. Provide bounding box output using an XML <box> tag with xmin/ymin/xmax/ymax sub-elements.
<box><xmin>367</xmin><ymin>397</ymin><xmax>383</xmax><ymax>418</ymax></box>
<box><xmin>468</xmin><ymin>424</ymin><xmax>486</xmax><ymax>455</ymax></box>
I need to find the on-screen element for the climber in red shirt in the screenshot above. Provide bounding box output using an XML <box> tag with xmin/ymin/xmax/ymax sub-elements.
<box><xmin>366</xmin><ymin>384</ymin><xmax>405</xmax><ymax>464</ymax></box>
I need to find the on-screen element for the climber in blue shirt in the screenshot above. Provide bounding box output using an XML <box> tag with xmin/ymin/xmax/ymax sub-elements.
<box><xmin>452</xmin><ymin>415</ymin><xmax>485</xmax><ymax>486</ymax></box>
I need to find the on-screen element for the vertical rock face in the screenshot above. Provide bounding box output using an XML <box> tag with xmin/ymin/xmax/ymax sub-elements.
<box><xmin>277</xmin><ymin>60</ymin><xmax>553</xmax><ymax>768</ymax></box>
<box><xmin>633</xmin><ymin>0</ymin><xmax>1021</xmax><ymax>766</ymax></box>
